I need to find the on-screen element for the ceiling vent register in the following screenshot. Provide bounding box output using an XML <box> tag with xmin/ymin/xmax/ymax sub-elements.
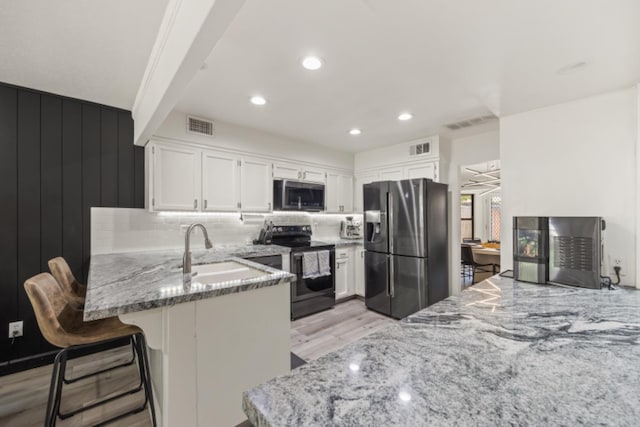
<box><xmin>445</xmin><ymin>114</ymin><xmax>497</xmax><ymax>131</ymax></box>
<box><xmin>409</xmin><ymin>141</ymin><xmax>431</xmax><ymax>156</ymax></box>
<box><xmin>187</xmin><ymin>115</ymin><xmax>215</xmax><ymax>137</ymax></box>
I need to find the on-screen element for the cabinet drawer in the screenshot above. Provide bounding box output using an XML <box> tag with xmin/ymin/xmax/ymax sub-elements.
<box><xmin>336</xmin><ymin>249</ymin><xmax>349</xmax><ymax>259</ymax></box>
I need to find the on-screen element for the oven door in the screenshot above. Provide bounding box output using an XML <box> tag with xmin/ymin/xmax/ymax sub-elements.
<box><xmin>290</xmin><ymin>250</ymin><xmax>335</xmax><ymax>301</ymax></box>
<box><xmin>274</xmin><ymin>180</ymin><xmax>325</xmax><ymax>212</ymax></box>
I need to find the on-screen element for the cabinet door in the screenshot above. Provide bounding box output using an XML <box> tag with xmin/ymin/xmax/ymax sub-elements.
<box><xmin>380</xmin><ymin>168</ymin><xmax>403</xmax><ymax>181</ymax></box>
<box><xmin>354</xmin><ymin>172</ymin><xmax>379</xmax><ymax>212</ymax></box>
<box><xmin>153</xmin><ymin>144</ymin><xmax>200</xmax><ymax>211</ymax></box>
<box><xmin>325</xmin><ymin>172</ymin><xmax>341</xmax><ymax>213</ymax></box>
<box><xmin>273</xmin><ymin>162</ymin><xmax>300</xmax><ymax>180</ymax></box>
<box><xmin>355</xmin><ymin>248</ymin><xmax>366</xmax><ymax>296</ymax></box>
<box><xmin>240</xmin><ymin>157</ymin><xmax>272</xmax><ymax>211</ymax></box>
<box><xmin>340</xmin><ymin>175</ymin><xmax>354</xmax><ymax>213</ymax></box>
<box><xmin>302</xmin><ymin>167</ymin><xmax>325</xmax><ymax>184</ymax></box>
<box><xmin>335</xmin><ymin>258</ymin><xmax>349</xmax><ymax>300</ymax></box>
<box><xmin>405</xmin><ymin>162</ymin><xmax>436</xmax><ymax>181</ymax></box>
<box><xmin>202</xmin><ymin>152</ymin><xmax>239</xmax><ymax>211</ymax></box>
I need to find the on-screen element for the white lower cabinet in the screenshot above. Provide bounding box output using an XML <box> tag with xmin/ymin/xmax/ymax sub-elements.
<box><xmin>335</xmin><ymin>248</ymin><xmax>354</xmax><ymax>300</ymax></box>
<box><xmin>355</xmin><ymin>247</ymin><xmax>366</xmax><ymax>297</ymax></box>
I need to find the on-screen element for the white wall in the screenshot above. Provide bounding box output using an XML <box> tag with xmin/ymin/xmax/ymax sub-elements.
<box><xmin>154</xmin><ymin>110</ymin><xmax>354</xmax><ymax>171</ymax></box>
<box><xmin>500</xmin><ymin>87</ymin><xmax>638</xmax><ymax>287</ymax></box>
<box><xmin>354</xmin><ymin>135</ymin><xmax>442</xmax><ymax>171</ymax></box>
<box><xmin>447</xmin><ymin>130</ymin><xmax>501</xmax><ymax>295</ymax></box>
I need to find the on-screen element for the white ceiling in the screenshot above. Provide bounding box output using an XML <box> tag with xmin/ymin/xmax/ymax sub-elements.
<box><xmin>0</xmin><ymin>0</ymin><xmax>168</xmax><ymax>110</ymax></box>
<box><xmin>176</xmin><ymin>0</ymin><xmax>640</xmax><ymax>152</ymax></box>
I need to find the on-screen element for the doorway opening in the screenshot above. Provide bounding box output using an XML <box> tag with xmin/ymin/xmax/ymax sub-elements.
<box><xmin>459</xmin><ymin>160</ymin><xmax>501</xmax><ymax>287</ymax></box>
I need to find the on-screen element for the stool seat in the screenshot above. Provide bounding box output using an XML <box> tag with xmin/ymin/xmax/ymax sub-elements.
<box><xmin>48</xmin><ymin>257</ymin><xmax>86</xmax><ymax>309</ymax></box>
<box><xmin>25</xmin><ymin>273</ymin><xmax>140</xmax><ymax>348</ymax></box>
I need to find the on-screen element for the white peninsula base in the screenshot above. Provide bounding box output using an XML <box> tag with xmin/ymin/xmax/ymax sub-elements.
<box><xmin>120</xmin><ymin>282</ymin><xmax>291</xmax><ymax>426</ymax></box>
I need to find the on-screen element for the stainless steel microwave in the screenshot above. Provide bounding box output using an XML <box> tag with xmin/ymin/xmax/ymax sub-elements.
<box><xmin>273</xmin><ymin>180</ymin><xmax>325</xmax><ymax>212</ymax></box>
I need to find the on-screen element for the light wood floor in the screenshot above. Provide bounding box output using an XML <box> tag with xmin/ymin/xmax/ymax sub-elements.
<box><xmin>291</xmin><ymin>299</ymin><xmax>396</xmax><ymax>361</ymax></box>
<box><xmin>0</xmin><ymin>299</ymin><xmax>394</xmax><ymax>426</ymax></box>
<box><xmin>0</xmin><ymin>345</ymin><xmax>152</xmax><ymax>427</ymax></box>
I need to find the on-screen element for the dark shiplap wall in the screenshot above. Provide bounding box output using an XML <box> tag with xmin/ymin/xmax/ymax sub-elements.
<box><xmin>0</xmin><ymin>82</ymin><xmax>144</xmax><ymax>366</ymax></box>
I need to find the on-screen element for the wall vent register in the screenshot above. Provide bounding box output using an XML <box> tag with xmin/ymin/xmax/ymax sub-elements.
<box><xmin>409</xmin><ymin>141</ymin><xmax>431</xmax><ymax>156</ymax></box>
<box><xmin>187</xmin><ymin>115</ymin><xmax>215</xmax><ymax>137</ymax></box>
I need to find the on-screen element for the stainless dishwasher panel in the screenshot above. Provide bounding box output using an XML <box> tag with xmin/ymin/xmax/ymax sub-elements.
<box><xmin>548</xmin><ymin>217</ymin><xmax>602</xmax><ymax>289</ymax></box>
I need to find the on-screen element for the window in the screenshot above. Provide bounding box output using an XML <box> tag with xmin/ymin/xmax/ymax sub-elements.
<box><xmin>489</xmin><ymin>195</ymin><xmax>501</xmax><ymax>242</ymax></box>
<box><xmin>460</xmin><ymin>194</ymin><xmax>474</xmax><ymax>242</ymax></box>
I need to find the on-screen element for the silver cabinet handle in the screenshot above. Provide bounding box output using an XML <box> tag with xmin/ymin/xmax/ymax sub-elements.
<box><xmin>388</xmin><ymin>191</ymin><xmax>394</xmax><ymax>253</ymax></box>
<box><xmin>194</xmin><ymin>199</ymin><xmax>198</xmax><ymax>210</ymax></box>
<box><xmin>303</xmin><ymin>171</ymin><xmax>307</xmax><ymax>180</ymax></box>
<box><xmin>268</xmin><ymin>202</ymin><xmax>271</xmax><ymax>210</ymax></box>
<box><xmin>361</xmin><ymin>251</ymin><xmax>364</xmax><ymax>258</ymax></box>
<box><xmin>204</xmin><ymin>199</ymin><xmax>208</xmax><ymax>209</ymax></box>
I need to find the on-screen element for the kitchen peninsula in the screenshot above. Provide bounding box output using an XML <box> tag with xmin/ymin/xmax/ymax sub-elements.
<box><xmin>85</xmin><ymin>245</ymin><xmax>295</xmax><ymax>427</ymax></box>
<box><xmin>244</xmin><ymin>276</ymin><xmax>640</xmax><ymax>426</ymax></box>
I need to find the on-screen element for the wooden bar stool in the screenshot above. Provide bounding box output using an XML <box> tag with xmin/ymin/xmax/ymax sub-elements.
<box><xmin>48</xmin><ymin>257</ymin><xmax>136</xmax><ymax>385</ymax></box>
<box><xmin>24</xmin><ymin>273</ymin><xmax>156</xmax><ymax>426</ymax></box>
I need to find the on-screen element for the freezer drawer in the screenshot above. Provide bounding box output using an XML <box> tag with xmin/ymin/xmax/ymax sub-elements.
<box><xmin>390</xmin><ymin>255</ymin><xmax>428</xmax><ymax>319</ymax></box>
<box><xmin>364</xmin><ymin>251</ymin><xmax>390</xmax><ymax>316</ymax></box>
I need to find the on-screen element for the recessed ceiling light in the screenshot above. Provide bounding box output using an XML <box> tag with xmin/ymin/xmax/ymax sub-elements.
<box><xmin>250</xmin><ymin>95</ymin><xmax>266</xmax><ymax>106</ymax></box>
<box><xmin>301</xmin><ymin>56</ymin><xmax>323</xmax><ymax>71</ymax></box>
<box><xmin>349</xmin><ymin>128</ymin><xmax>362</xmax><ymax>136</ymax></box>
<box><xmin>398</xmin><ymin>112</ymin><xmax>413</xmax><ymax>121</ymax></box>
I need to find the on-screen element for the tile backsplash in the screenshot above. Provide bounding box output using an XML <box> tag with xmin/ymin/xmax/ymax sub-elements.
<box><xmin>91</xmin><ymin>208</ymin><xmax>362</xmax><ymax>255</ymax></box>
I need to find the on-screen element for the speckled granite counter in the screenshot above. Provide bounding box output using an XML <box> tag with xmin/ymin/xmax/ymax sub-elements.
<box><xmin>243</xmin><ymin>276</ymin><xmax>640</xmax><ymax>426</ymax></box>
<box><xmin>323</xmin><ymin>238</ymin><xmax>363</xmax><ymax>248</ymax></box>
<box><xmin>85</xmin><ymin>244</ymin><xmax>292</xmax><ymax>321</ymax></box>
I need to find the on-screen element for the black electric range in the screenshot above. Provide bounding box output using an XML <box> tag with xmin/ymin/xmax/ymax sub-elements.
<box><xmin>271</xmin><ymin>225</ymin><xmax>335</xmax><ymax>319</ymax></box>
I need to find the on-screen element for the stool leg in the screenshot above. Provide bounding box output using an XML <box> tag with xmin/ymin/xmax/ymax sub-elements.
<box><xmin>137</xmin><ymin>333</ymin><xmax>157</xmax><ymax>427</ymax></box>
<box><xmin>49</xmin><ymin>349</ymin><xmax>68</xmax><ymax>426</ymax></box>
<box><xmin>45</xmin><ymin>350</ymin><xmax>63</xmax><ymax>427</ymax></box>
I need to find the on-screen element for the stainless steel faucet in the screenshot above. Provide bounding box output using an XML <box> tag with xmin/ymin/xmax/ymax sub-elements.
<box><xmin>183</xmin><ymin>223</ymin><xmax>213</xmax><ymax>278</ymax></box>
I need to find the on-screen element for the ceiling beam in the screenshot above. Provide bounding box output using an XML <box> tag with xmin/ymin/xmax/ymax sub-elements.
<box><xmin>132</xmin><ymin>0</ymin><xmax>246</xmax><ymax>146</ymax></box>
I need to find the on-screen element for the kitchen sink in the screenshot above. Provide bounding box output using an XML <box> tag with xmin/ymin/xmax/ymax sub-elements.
<box><xmin>190</xmin><ymin>260</ymin><xmax>267</xmax><ymax>284</ymax></box>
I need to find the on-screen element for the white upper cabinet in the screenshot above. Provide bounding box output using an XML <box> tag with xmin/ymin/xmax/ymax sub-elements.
<box><xmin>405</xmin><ymin>162</ymin><xmax>437</xmax><ymax>181</ymax></box>
<box><xmin>326</xmin><ymin>172</ymin><xmax>354</xmax><ymax>213</ymax></box>
<box><xmin>202</xmin><ymin>151</ymin><xmax>239</xmax><ymax>211</ymax></box>
<box><xmin>152</xmin><ymin>144</ymin><xmax>201</xmax><ymax>211</ymax></box>
<box><xmin>354</xmin><ymin>172</ymin><xmax>379</xmax><ymax>212</ymax></box>
<box><xmin>380</xmin><ymin>167</ymin><xmax>404</xmax><ymax>181</ymax></box>
<box><xmin>300</xmin><ymin>167</ymin><xmax>325</xmax><ymax>184</ymax></box>
<box><xmin>240</xmin><ymin>157</ymin><xmax>273</xmax><ymax>212</ymax></box>
<box><xmin>273</xmin><ymin>162</ymin><xmax>325</xmax><ymax>184</ymax></box>
<box><xmin>273</xmin><ymin>163</ymin><xmax>300</xmax><ymax>180</ymax></box>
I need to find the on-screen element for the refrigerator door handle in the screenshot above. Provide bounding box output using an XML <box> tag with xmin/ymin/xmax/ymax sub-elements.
<box><xmin>388</xmin><ymin>191</ymin><xmax>394</xmax><ymax>253</ymax></box>
<box><xmin>389</xmin><ymin>255</ymin><xmax>395</xmax><ymax>297</ymax></box>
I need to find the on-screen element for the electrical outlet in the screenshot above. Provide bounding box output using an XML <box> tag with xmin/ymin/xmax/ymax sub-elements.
<box><xmin>612</xmin><ymin>258</ymin><xmax>626</xmax><ymax>277</ymax></box>
<box><xmin>8</xmin><ymin>321</ymin><xmax>23</xmax><ymax>338</ymax></box>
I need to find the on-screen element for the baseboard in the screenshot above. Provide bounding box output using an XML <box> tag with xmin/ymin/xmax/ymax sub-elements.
<box><xmin>335</xmin><ymin>294</ymin><xmax>365</xmax><ymax>304</ymax></box>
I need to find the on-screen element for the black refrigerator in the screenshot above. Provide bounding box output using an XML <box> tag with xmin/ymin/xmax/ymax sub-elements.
<box><xmin>364</xmin><ymin>179</ymin><xmax>449</xmax><ymax>319</ymax></box>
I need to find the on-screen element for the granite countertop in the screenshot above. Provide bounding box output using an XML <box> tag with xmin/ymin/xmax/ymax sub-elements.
<box><xmin>85</xmin><ymin>244</ymin><xmax>293</xmax><ymax>321</ymax></box>
<box><xmin>323</xmin><ymin>238</ymin><xmax>364</xmax><ymax>248</ymax></box>
<box><xmin>243</xmin><ymin>276</ymin><xmax>640</xmax><ymax>426</ymax></box>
